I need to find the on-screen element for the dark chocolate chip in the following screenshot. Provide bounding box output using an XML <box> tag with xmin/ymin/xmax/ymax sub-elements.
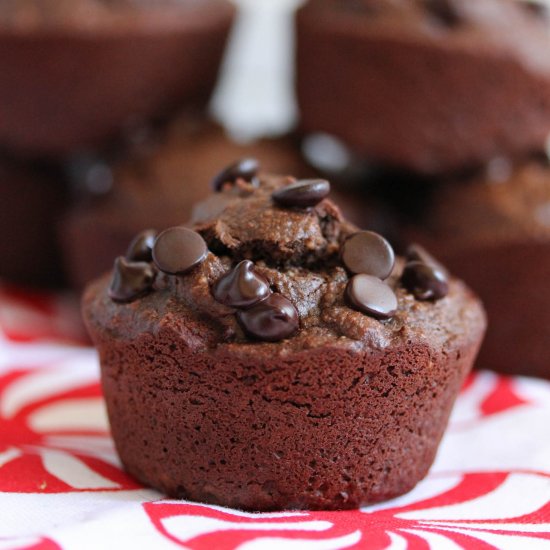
<box><xmin>211</xmin><ymin>158</ymin><xmax>260</xmax><ymax>192</ymax></box>
<box><xmin>401</xmin><ymin>261</ymin><xmax>449</xmax><ymax>301</ymax></box>
<box><xmin>272</xmin><ymin>179</ymin><xmax>331</xmax><ymax>208</ymax></box>
<box><xmin>126</xmin><ymin>229</ymin><xmax>157</xmax><ymax>262</ymax></box>
<box><xmin>406</xmin><ymin>243</ymin><xmax>448</xmax><ymax>276</ymax></box>
<box><xmin>346</xmin><ymin>274</ymin><xmax>398</xmax><ymax>320</ymax></box>
<box><xmin>423</xmin><ymin>0</ymin><xmax>463</xmax><ymax>27</ymax></box>
<box><xmin>109</xmin><ymin>256</ymin><xmax>156</xmax><ymax>303</ymax></box>
<box><xmin>341</xmin><ymin>231</ymin><xmax>395</xmax><ymax>279</ymax></box>
<box><xmin>237</xmin><ymin>294</ymin><xmax>299</xmax><ymax>342</ymax></box>
<box><xmin>213</xmin><ymin>260</ymin><xmax>271</xmax><ymax>309</ymax></box>
<box><xmin>152</xmin><ymin>226</ymin><xmax>208</xmax><ymax>275</ymax></box>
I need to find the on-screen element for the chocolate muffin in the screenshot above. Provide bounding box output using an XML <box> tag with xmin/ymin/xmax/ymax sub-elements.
<box><xmin>296</xmin><ymin>0</ymin><xmax>550</xmax><ymax>175</ymax></box>
<box><xmin>60</xmin><ymin>118</ymin><xmax>325</xmax><ymax>289</ymax></box>
<box><xmin>406</xmin><ymin>158</ymin><xmax>550</xmax><ymax>378</ymax></box>
<box><xmin>83</xmin><ymin>167</ymin><xmax>486</xmax><ymax>511</ymax></box>
<box><xmin>0</xmin><ymin>156</ymin><xmax>67</xmax><ymax>286</ymax></box>
<box><xmin>0</xmin><ymin>0</ymin><xmax>234</xmax><ymax>156</ymax></box>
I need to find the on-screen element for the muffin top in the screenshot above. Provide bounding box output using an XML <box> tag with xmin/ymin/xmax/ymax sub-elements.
<box><xmin>0</xmin><ymin>0</ymin><xmax>232</xmax><ymax>31</ymax></box>
<box><xmin>83</xmin><ymin>166</ymin><xmax>485</xmax><ymax>356</ymax></box>
<box><xmin>299</xmin><ymin>0</ymin><xmax>550</xmax><ymax>72</ymax></box>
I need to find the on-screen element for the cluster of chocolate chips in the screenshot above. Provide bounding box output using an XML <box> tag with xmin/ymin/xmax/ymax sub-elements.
<box><xmin>111</xmin><ymin>157</ymin><xmax>261</xmax><ymax>303</ymax></box>
<box><xmin>109</xmin><ymin>159</ymin><xmax>448</xmax><ymax>344</ymax></box>
<box><xmin>341</xmin><ymin>231</ymin><xmax>398</xmax><ymax>319</ymax></box>
<box><xmin>109</xmin><ymin>226</ymin><xmax>209</xmax><ymax>303</ymax></box>
<box><xmin>213</xmin><ymin>260</ymin><xmax>299</xmax><ymax>342</ymax></box>
<box><xmin>339</xmin><ymin>232</ymin><xmax>449</xmax><ymax>321</ymax></box>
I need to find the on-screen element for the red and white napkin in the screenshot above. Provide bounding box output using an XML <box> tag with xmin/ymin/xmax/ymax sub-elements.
<box><xmin>1</xmin><ymin>284</ymin><xmax>550</xmax><ymax>550</ymax></box>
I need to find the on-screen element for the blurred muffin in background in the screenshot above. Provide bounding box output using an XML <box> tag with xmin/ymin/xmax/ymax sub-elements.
<box><xmin>0</xmin><ymin>0</ymin><xmax>235</xmax><ymax>157</ymax></box>
<box><xmin>296</xmin><ymin>0</ymin><xmax>550</xmax><ymax>176</ymax></box>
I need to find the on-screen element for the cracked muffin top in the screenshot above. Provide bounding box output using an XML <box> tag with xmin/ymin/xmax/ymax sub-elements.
<box><xmin>83</xmin><ymin>166</ymin><xmax>486</xmax><ymax>357</ymax></box>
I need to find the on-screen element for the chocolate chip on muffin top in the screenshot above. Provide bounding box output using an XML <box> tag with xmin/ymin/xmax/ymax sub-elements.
<box><xmin>109</xmin><ymin>256</ymin><xmax>156</xmax><ymax>303</ymax></box>
<box><xmin>271</xmin><ymin>179</ymin><xmax>331</xmax><ymax>208</ymax></box>
<box><xmin>213</xmin><ymin>260</ymin><xmax>271</xmax><ymax>309</ymax></box>
<box><xmin>210</xmin><ymin>158</ymin><xmax>260</xmax><ymax>192</ymax></box>
<box><xmin>126</xmin><ymin>229</ymin><xmax>157</xmax><ymax>263</ymax></box>
<box><xmin>152</xmin><ymin>226</ymin><xmax>208</xmax><ymax>275</ymax></box>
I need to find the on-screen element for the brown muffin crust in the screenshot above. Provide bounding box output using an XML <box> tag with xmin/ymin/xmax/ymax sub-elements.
<box><xmin>83</xmin><ymin>173</ymin><xmax>486</xmax><ymax>510</ymax></box>
<box><xmin>297</xmin><ymin>0</ymin><xmax>550</xmax><ymax>175</ymax></box>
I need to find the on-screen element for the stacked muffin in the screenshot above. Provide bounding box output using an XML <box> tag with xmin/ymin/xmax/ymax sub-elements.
<box><xmin>296</xmin><ymin>0</ymin><xmax>550</xmax><ymax>376</ymax></box>
<box><xmin>0</xmin><ymin>0</ymin><xmax>234</xmax><ymax>286</ymax></box>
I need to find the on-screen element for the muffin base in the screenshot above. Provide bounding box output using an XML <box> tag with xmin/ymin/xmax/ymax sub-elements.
<box><xmin>94</xmin><ymin>322</ymin><xmax>481</xmax><ymax>511</ymax></box>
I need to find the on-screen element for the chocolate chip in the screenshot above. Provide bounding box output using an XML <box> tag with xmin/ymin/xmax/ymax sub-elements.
<box><xmin>211</xmin><ymin>158</ymin><xmax>260</xmax><ymax>192</ymax></box>
<box><xmin>401</xmin><ymin>261</ymin><xmax>449</xmax><ymax>301</ymax></box>
<box><xmin>213</xmin><ymin>260</ymin><xmax>271</xmax><ymax>309</ymax></box>
<box><xmin>346</xmin><ymin>274</ymin><xmax>398</xmax><ymax>320</ymax></box>
<box><xmin>152</xmin><ymin>226</ymin><xmax>208</xmax><ymax>275</ymax></box>
<box><xmin>406</xmin><ymin>243</ymin><xmax>448</xmax><ymax>276</ymax></box>
<box><xmin>341</xmin><ymin>231</ymin><xmax>395</xmax><ymax>279</ymax></box>
<box><xmin>272</xmin><ymin>179</ymin><xmax>331</xmax><ymax>208</ymax></box>
<box><xmin>237</xmin><ymin>294</ymin><xmax>299</xmax><ymax>342</ymax></box>
<box><xmin>423</xmin><ymin>0</ymin><xmax>463</xmax><ymax>27</ymax></box>
<box><xmin>126</xmin><ymin>229</ymin><xmax>157</xmax><ymax>262</ymax></box>
<box><xmin>109</xmin><ymin>256</ymin><xmax>156</xmax><ymax>303</ymax></box>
